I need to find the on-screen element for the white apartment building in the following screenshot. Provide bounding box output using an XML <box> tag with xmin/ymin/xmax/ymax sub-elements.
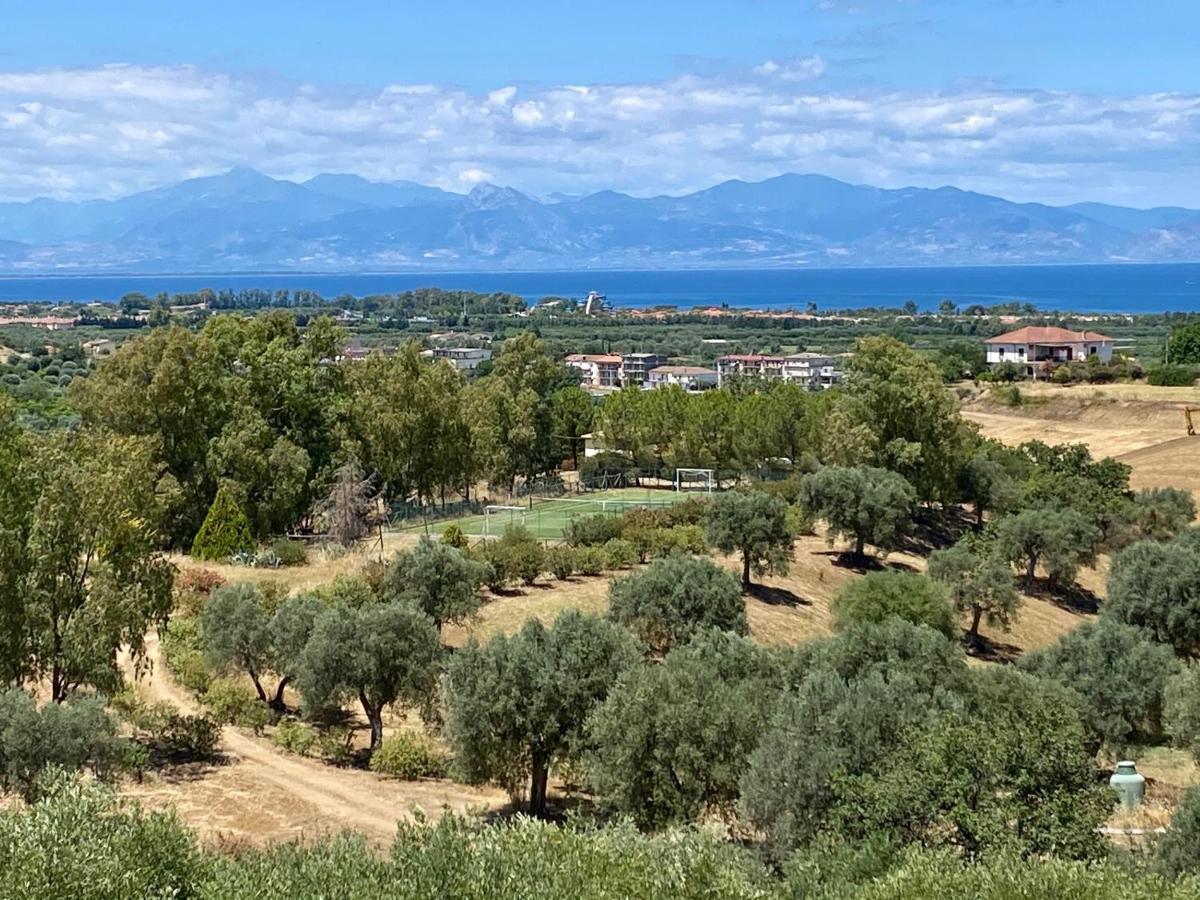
<box><xmin>647</xmin><ymin>365</ymin><xmax>718</xmax><ymax>392</ymax></box>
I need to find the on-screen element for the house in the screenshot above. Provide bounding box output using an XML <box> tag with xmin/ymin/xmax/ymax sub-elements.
<box><xmin>985</xmin><ymin>327</ymin><xmax>1115</xmax><ymax>378</ymax></box>
<box><xmin>782</xmin><ymin>353</ymin><xmax>841</xmax><ymax>388</ymax></box>
<box><xmin>82</xmin><ymin>338</ymin><xmax>119</xmax><ymax>358</ymax></box>
<box><xmin>621</xmin><ymin>353</ymin><xmax>668</xmax><ymax>387</ymax></box>
<box><xmin>648</xmin><ymin>365</ymin><xmax>718</xmax><ymax>392</ymax></box>
<box><xmin>432</xmin><ymin>346</ymin><xmax>492</xmax><ymax>376</ymax></box>
<box><xmin>565</xmin><ymin>353</ymin><xmax>623</xmax><ymax>387</ymax></box>
<box><xmin>715</xmin><ymin>354</ymin><xmax>785</xmax><ymax>385</ymax></box>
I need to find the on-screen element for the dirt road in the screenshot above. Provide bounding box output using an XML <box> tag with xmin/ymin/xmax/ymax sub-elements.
<box><xmin>119</xmin><ymin>634</ymin><xmax>507</xmax><ymax>847</ymax></box>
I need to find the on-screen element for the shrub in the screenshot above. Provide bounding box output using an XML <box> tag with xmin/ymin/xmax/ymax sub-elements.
<box><xmin>575</xmin><ymin>546</ymin><xmax>608</xmax><ymax>576</ymax></box>
<box><xmin>831</xmin><ymin>572</ymin><xmax>957</xmax><ymax>640</ymax></box>
<box><xmin>547</xmin><ymin>546</ymin><xmax>577</xmax><ymax>580</ymax></box>
<box><xmin>564</xmin><ymin>513</ymin><xmax>624</xmax><ymax>547</ymax></box>
<box><xmin>1148</xmin><ymin>364</ymin><xmax>1197</xmax><ymax>387</ymax></box>
<box><xmin>271</xmin><ymin>718</ymin><xmax>317</xmax><ymax>756</ymax></box>
<box><xmin>203</xmin><ymin>678</ymin><xmax>271</xmax><ymax>732</ymax></box>
<box><xmin>269</xmin><ymin>538</ymin><xmax>309</xmax><ymax>567</ymax></box>
<box><xmin>132</xmin><ymin>704</ymin><xmax>221</xmax><ymax>760</ymax></box>
<box><xmin>159</xmin><ymin>617</ymin><xmax>212</xmax><ymax>695</ymax></box>
<box><xmin>502</xmin><ymin>535</ymin><xmax>546</xmax><ymax>586</ymax></box>
<box><xmin>1165</xmin><ymin>665</ymin><xmax>1200</xmax><ymax>762</ymax></box>
<box><xmin>369</xmin><ymin>731</ymin><xmax>448</xmax><ymax>780</ymax></box>
<box><xmin>315</xmin><ymin>726</ymin><xmax>355</xmax><ymax>767</ymax></box>
<box><xmin>1051</xmin><ymin>364</ymin><xmax>1074</xmax><ymax>385</ymax></box>
<box><xmin>191</xmin><ymin>486</ymin><xmax>255</xmax><ymax>560</ymax></box>
<box><xmin>440</xmin><ymin>523</ymin><xmax>469</xmax><ymax>549</ymax></box>
<box><xmin>603</xmin><ymin>538</ymin><xmax>638</xmax><ymax>570</ymax></box>
<box><xmin>1157</xmin><ymin>786</ymin><xmax>1200</xmax><ymax>878</ymax></box>
<box><xmin>174</xmin><ymin>567</ymin><xmax>226</xmax><ymax>617</ymax></box>
<box><xmin>662</xmin><ymin>495</ymin><xmax>711</xmax><ymax>527</ymax></box>
<box><xmin>650</xmin><ymin>524</ymin><xmax>707</xmax><ymax>558</ymax></box>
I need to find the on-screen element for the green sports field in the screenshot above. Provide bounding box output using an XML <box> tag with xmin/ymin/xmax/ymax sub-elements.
<box><xmin>405</xmin><ymin>488</ymin><xmax>689</xmax><ymax>540</ymax></box>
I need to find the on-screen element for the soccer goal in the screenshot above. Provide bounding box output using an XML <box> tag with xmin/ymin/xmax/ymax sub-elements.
<box><xmin>483</xmin><ymin>505</ymin><xmax>526</xmax><ymax>536</ymax></box>
<box><xmin>674</xmin><ymin>468</ymin><xmax>715</xmax><ymax>493</ymax></box>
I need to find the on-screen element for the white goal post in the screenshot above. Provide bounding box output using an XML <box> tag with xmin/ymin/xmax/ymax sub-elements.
<box><xmin>483</xmin><ymin>505</ymin><xmax>526</xmax><ymax>536</ymax></box>
<box><xmin>674</xmin><ymin>468</ymin><xmax>715</xmax><ymax>493</ymax></box>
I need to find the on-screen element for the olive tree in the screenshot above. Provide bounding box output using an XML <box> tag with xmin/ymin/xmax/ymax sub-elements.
<box><xmin>296</xmin><ymin>601</ymin><xmax>441</xmax><ymax>749</ymax></box>
<box><xmin>381</xmin><ymin>535</ymin><xmax>488</xmax><ymax>630</ymax></box>
<box><xmin>1021</xmin><ymin>619</ymin><xmax>1180</xmax><ymax>752</ymax></box>
<box><xmin>927</xmin><ymin>541</ymin><xmax>1020</xmax><ymax>646</ymax></box>
<box><xmin>607</xmin><ymin>553</ymin><xmax>746</xmax><ymax>653</ymax></box>
<box><xmin>444</xmin><ymin>611</ymin><xmax>640</xmax><ymax>816</ymax></box>
<box><xmin>798</xmin><ymin>466</ymin><xmax>915</xmax><ymax>562</ymax></box>
<box><xmin>704</xmin><ymin>490</ymin><xmax>793</xmax><ymax>588</ymax></box>
<box><xmin>1105</xmin><ymin>536</ymin><xmax>1200</xmax><ymax>658</ymax></box>
<box><xmin>993</xmin><ymin>507</ymin><xmax>1102</xmax><ymax>591</ymax></box>
<box><xmin>831</xmin><ymin>571</ymin><xmax>957</xmax><ymax>640</ymax></box>
<box><xmin>587</xmin><ymin>630</ymin><xmax>781</xmax><ymax>828</ymax></box>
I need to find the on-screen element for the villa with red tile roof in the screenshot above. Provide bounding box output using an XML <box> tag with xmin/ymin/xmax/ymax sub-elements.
<box><xmin>984</xmin><ymin>326</ymin><xmax>1115</xmax><ymax>378</ymax></box>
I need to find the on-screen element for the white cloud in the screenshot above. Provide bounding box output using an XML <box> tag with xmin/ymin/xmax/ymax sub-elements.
<box><xmin>0</xmin><ymin>63</ymin><xmax>1197</xmax><ymax>206</ymax></box>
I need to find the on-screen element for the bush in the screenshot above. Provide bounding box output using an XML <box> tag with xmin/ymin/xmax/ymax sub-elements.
<box><xmin>0</xmin><ymin>690</ymin><xmax>133</xmax><ymax>800</ymax></box>
<box><xmin>271</xmin><ymin>718</ymin><xmax>317</xmax><ymax>756</ymax></box>
<box><xmin>191</xmin><ymin>486</ymin><xmax>255</xmax><ymax>560</ymax></box>
<box><xmin>502</xmin><ymin>535</ymin><xmax>546</xmax><ymax>586</ymax></box>
<box><xmin>203</xmin><ymin>678</ymin><xmax>271</xmax><ymax>732</ymax></box>
<box><xmin>831</xmin><ymin>572</ymin><xmax>957</xmax><ymax>640</ymax></box>
<box><xmin>1051</xmin><ymin>364</ymin><xmax>1075</xmax><ymax>385</ymax></box>
<box><xmin>564</xmin><ymin>513</ymin><xmax>624</xmax><ymax>547</ymax></box>
<box><xmin>131</xmin><ymin>704</ymin><xmax>221</xmax><ymax>760</ymax></box>
<box><xmin>441</xmin><ymin>524</ymin><xmax>469</xmax><ymax>549</ymax></box>
<box><xmin>575</xmin><ymin>546</ymin><xmax>608</xmax><ymax>576</ymax></box>
<box><xmin>603</xmin><ymin>538</ymin><xmax>638</xmax><ymax>570</ymax></box>
<box><xmin>547</xmin><ymin>546</ymin><xmax>577</xmax><ymax>580</ymax></box>
<box><xmin>650</xmin><ymin>524</ymin><xmax>707</xmax><ymax>558</ymax></box>
<box><xmin>369</xmin><ymin>731</ymin><xmax>448</xmax><ymax>780</ymax></box>
<box><xmin>315</xmin><ymin>726</ymin><xmax>355</xmax><ymax>767</ymax></box>
<box><xmin>1166</xmin><ymin>665</ymin><xmax>1200</xmax><ymax>762</ymax></box>
<box><xmin>269</xmin><ymin>538</ymin><xmax>309</xmax><ymax>567</ymax></box>
<box><xmin>1157</xmin><ymin>786</ymin><xmax>1200</xmax><ymax>878</ymax></box>
<box><xmin>159</xmin><ymin>617</ymin><xmax>212</xmax><ymax>695</ymax></box>
<box><xmin>1148</xmin><ymin>364</ymin><xmax>1197</xmax><ymax>387</ymax></box>
<box><xmin>174</xmin><ymin>567</ymin><xmax>227</xmax><ymax>617</ymax></box>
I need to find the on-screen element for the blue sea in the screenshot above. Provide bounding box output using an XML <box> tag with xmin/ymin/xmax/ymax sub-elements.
<box><xmin>1</xmin><ymin>263</ymin><xmax>1199</xmax><ymax>314</ymax></box>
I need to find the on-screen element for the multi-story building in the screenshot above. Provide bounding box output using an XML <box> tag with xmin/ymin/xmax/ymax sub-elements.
<box><xmin>621</xmin><ymin>352</ymin><xmax>668</xmax><ymax>387</ymax></box>
<box><xmin>432</xmin><ymin>346</ymin><xmax>492</xmax><ymax>376</ymax></box>
<box><xmin>565</xmin><ymin>353</ymin><xmax>623</xmax><ymax>387</ymax></box>
<box><xmin>715</xmin><ymin>354</ymin><xmax>785</xmax><ymax>385</ymax></box>
<box><xmin>648</xmin><ymin>365</ymin><xmax>718</xmax><ymax>392</ymax></box>
<box><xmin>782</xmin><ymin>353</ymin><xmax>842</xmax><ymax>388</ymax></box>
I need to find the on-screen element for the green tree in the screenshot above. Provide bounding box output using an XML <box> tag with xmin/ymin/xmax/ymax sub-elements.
<box><xmin>828</xmin><ymin>667</ymin><xmax>1111</xmax><ymax>861</ymax></box>
<box><xmin>704</xmin><ymin>490</ymin><xmax>793</xmax><ymax>588</ymax></box>
<box><xmin>549</xmin><ymin>384</ymin><xmax>594</xmax><ymax>469</ymax></box>
<box><xmin>1022</xmin><ymin>619</ymin><xmax>1180</xmax><ymax>752</ymax></box>
<box><xmin>740</xmin><ymin>621</ymin><xmax>968</xmax><ymax>858</ymax></box>
<box><xmin>1105</xmin><ymin>536</ymin><xmax>1200</xmax><ymax>658</ymax></box>
<box><xmin>20</xmin><ymin>430</ymin><xmax>175</xmax><ymax>701</ymax></box>
<box><xmin>1128</xmin><ymin>488</ymin><xmax>1197</xmax><ymax>543</ymax></box>
<box><xmin>607</xmin><ymin>553</ymin><xmax>747</xmax><ymax>652</ymax></box>
<box><xmin>839</xmin><ymin>335</ymin><xmax>972</xmax><ymax>501</ymax></box>
<box><xmin>191</xmin><ymin>486</ymin><xmax>255</xmax><ymax>561</ymax></box>
<box><xmin>832</xmin><ymin>572</ymin><xmax>957</xmax><ymax>640</ymax></box>
<box><xmin>1168</xmin><ymin>321</ymin><xmax>1200</xmax><ymax>366</ymax></box>
<box><xmin>927</xmin><ymin>541</ymin><xmax>1020</xmax><ymax>646</ymax></box>
<box><xmin>993</xmin><ymin>507</ymin><xmax>1102</xmax><ymax>591</ymax></box>
<box><xmin>958</xmin><ymin>439</ymin><xmax>1028</xmax><ymax>527</ymax></box>
<box><xmin>444</xmin><ymin>611</ymin><xmax>640</xmax><ymax>816</ymax></box>
<box><xmin>265</xmin><ymin>593</ymin><xmax>324</xmax><ymax>709</ymax></box>
<box><xmin>798</xmin><ymin>465</ymin><xmax>915</xmax><ymax>561</ymax></box>
<box><xmin>381</xmin><ymin>536</ymin><xmax>487</xmax><ymax>630</ymax></box>
<box><xmin>1166</xmin><ymin>665</ymin><xmax>1200</xmax><ymax>762</ymax></box>
<box><xmin>587</xmin><ymin>630</ymin><xmax>781</xmax><ymax>828</ymax></box>
<box><xmin>296</xmin><ymin>602</ymin><xmax>441</xmax><ymax>749</ymax></box>
<box><xmin>199</xmin><ymin>583</ymin><xmax>274</xmax><ymax>705</ymax></box>
<box><xmin>1157</xmin><ymin>787</ymin><xmax>1200</xmax><ymax>879</ymax></box>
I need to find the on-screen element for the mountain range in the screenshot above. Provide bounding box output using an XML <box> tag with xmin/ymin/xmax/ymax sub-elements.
<box><xmin>0</xmin><ymin>168</ymin><xmax>1197</xmax><ymax>273</ymax></box>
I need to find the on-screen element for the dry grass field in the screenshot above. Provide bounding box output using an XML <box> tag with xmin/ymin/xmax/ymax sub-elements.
<box><xmin>962</xmin><ymin>381</ymin><xmax>1200</xmax><ymax>497</ymax></box>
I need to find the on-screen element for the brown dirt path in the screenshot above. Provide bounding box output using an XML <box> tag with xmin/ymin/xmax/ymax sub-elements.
<box><xmin>118</xmin><ymin>633</ymin><xmax>507</xmax><ymax>848</ymax></box>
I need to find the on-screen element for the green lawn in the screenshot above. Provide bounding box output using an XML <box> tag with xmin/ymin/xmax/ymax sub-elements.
<box><xmin>404</xmin><ymin>488</ymin><xmax>690</xmax><ymax>540</ymax></box>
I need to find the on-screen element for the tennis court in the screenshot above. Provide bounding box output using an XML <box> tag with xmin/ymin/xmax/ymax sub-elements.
<box><xmin>405</xmin><ymin>488</ymin><xmax>692</xmax><ymax>540</ymax></box>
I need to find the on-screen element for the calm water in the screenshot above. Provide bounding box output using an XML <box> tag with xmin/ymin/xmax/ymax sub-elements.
<box><xmin>2</xmin><ymin>264</ymin><xmax>1199</xmax><ymax>313</ymax></box>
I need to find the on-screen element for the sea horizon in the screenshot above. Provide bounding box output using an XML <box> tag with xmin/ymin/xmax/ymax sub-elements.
<box><xmin>2</xmin><ymin>261</ymin><xmax>1199</xmax><ymax>314</ymax></box>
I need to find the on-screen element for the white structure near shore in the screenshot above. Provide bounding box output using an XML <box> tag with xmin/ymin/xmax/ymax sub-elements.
<box><xmin>648</xmin><ymin>365</ymin><xmax>718</xmax><ymax>392</ymax></box>
<box><xmin>984</xmin><ymin>326</ymin><xmax>1114</xmax><ymax>378</ymax></box>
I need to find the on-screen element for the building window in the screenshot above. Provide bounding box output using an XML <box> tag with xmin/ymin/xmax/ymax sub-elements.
<box><xmin>1017</xmin><ymin>347</ymin><xmax>1025</xmax><ymax>356</ymax></box>
<box><xmin>1089</xmin><ymin>346</ymin><xmax>1097</xmax><ymax>355</ymax></box>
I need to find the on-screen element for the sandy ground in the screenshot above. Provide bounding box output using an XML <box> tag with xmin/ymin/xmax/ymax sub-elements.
<box><xmin>119</xmin><ymin>633</ymin><xmax>507</xmax><ymax>849</ymax></box>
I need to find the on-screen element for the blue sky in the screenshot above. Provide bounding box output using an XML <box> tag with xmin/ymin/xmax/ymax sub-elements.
<box><xmin>0</xmin><ymin>1</ymin><xmax>1198</xmax><ymax>205</ymax></box>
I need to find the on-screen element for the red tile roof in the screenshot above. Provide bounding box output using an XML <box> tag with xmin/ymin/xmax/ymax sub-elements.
<box><xmin>984</xmin><ymin>326</ymin><xmax>1115</xmax><ymax>345</ymax></box>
